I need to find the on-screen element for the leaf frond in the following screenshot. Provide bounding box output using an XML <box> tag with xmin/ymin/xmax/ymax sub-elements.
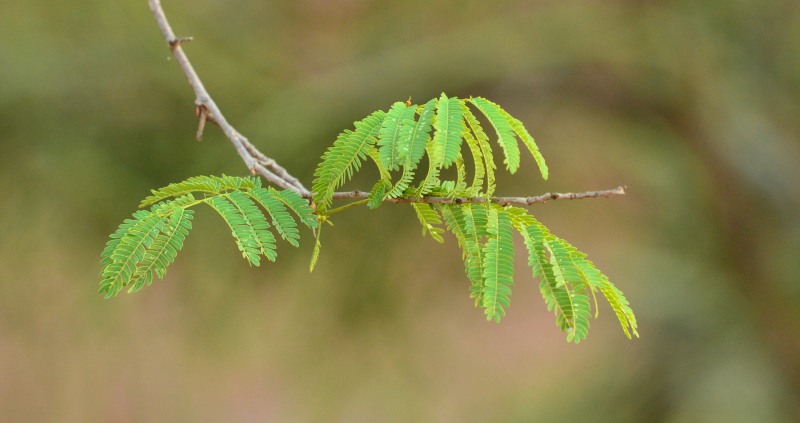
<box><xmin>432</xmin><ymin>93</ymin><xmax>465</xmax><ymax>169</ymax></box>
<box><xmin>208</xmin><ymin>195</ymin><xmax>266</xmax><ymax>266</ymax></box>
<box><xmin>274</xmin><ymin>188</ymin><xmax>318</xmax><ymax>229</ymax></box>
<box><xmin>367</xmin><ymin>178</ymin><xmax>392</xmax><ymax>209</ymax></box>
<box><xmin>462</xmin><ymin>102</ymin><xmax>496</xmax><ymax>197</ymax></box>
<box><xmin>141</xmin><ymin>175</ymin><xmax>259</xmax><ymax>207</ymax></box>
<box><xmin>413</xmin><ymin>141</ymin><xmax>442</xmax><ymax>196</ymax></box>
<box><xmin>451</xmin><ymin>154</ymin><xmax>469</xmax><ymax>197</ymax></box>
<box><xmin>100</xmin><ymin>210</ymin><xmax>166</xmax><ymax>298</ymax></box>
<box><xmin>461</xmin><ymin>127</ymin><xmax>484</xmax><ymax>196</ymax></box>
<box><xmin>388</xmin><ymin>99</ymin><xmax>437</xmax><ymax>198</ymax></box>
<box><xmin>440</xmin><ymin>204</ymin><xmax>485</xmax><ymax>305</ymax></box>
<box><xmin>500</xmin><ymin>109</ymin><xmax>549</xmax><ymax>180</ymax></box>
<box><xmin>481</xmin><ymin>207</ymin><xmax>515</xmax><ymax>322</ymax></box>
<box><xmin>309</xmin><ymin>224</ymin><xmax>323</xmax><ymax>272</ymax></box>
<box><xmin>101</xmin><ymin>95</ymin><xmax>635</xmax><ymax>344</ymax></box>
<box><xmin>469</xmin><ymin>97</ymin><xmax>520</xmax><ymax>174</ymax></box>
<box><xmin>250</xmin><ymin>188</ymin><xmax>301</xmax><ymax>247</ymax></box>
<box><xmin>312</xmin><ymin>111</ymin><xmax>386</xmax><ymax>211</ymax></box>
<box><xmin>508</xmin><ymin>209</ymin><xmax>579</xmax><ymax>341</ymax></box>
<box><xmin>377</xmin><ymin>102</ymin><xmax>417</xmax><ymax>171</ymax></box>
<box><xmin>128</xmin><ymin>208</ymin><xmax>194</xmax><ymax>293</ymax></box>
<box><xmin>411</xmin><ymin>203</ymin><xmax>444</xmax><ymax>243</ymax></box>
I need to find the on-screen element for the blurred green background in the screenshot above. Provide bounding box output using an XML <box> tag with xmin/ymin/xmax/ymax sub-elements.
<box><xmin>2</xmin><ymin>0</ymin><xmax>799</xmax><ymax>421</ymax></box>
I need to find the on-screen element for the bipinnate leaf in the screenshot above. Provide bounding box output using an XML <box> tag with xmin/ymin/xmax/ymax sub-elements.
<box><xmin>102</xmin><ymin>176</ymin><xmax>317</xmax><ymax>297</ymax></box>
<box><xmin>101</xmin><ymin>95</ymin><xmax>635</xmax><ymax>344</ymax></box>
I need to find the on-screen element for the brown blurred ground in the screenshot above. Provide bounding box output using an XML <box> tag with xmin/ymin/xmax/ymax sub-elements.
<box><xmin>1</xmin><ymin>0</ymin><xmax>799</xmax><ymax>421</ymax></box>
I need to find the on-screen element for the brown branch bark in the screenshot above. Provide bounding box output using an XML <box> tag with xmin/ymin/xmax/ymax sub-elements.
<box><xmin>146</xmin><ymin>0</ymin><xmax>625</xmax><ymax>207</ymax></box>
<box><xmin>331</xmin><ymin>186</ymin><xmax>626</xmax><ymax>206</ymax></box>
<box><xmin>147</xmin><ymin>0</ymin><xmax>309</xmax><ymax>196</ymax></box>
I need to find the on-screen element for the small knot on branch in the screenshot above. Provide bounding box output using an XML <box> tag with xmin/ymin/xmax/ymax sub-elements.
<box><xmin>168</xmin><ymin>36</ymin><xmax>194</xmax><ymax>49</ymax></box>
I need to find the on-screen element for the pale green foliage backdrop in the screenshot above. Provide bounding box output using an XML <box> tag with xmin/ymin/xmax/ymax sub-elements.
<box><xmin>1</xmin><ymin>0</ymin><xmax>799</xmax><ymax>421</ymax></box>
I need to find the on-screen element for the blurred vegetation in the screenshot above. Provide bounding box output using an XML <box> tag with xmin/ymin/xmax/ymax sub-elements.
<box><xmin>1</xmin><ymin>0</ymin><xmax>798</xmax><ymax>421</ymax></box>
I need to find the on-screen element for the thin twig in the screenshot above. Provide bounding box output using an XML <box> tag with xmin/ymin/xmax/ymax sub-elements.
<box><xmin>322</xmin><ymin>186</ymin><xmax>626</xmax><ymax>207</ymax></box>
<box><xmin>147</xmin><ymin>0</ymin><xmax>625</xmax><ymax>208</ymax></box>
<box><xmin>147</xmin><ymin>0</ymin><xmax>310</xmax><ymax>195</ymax></box>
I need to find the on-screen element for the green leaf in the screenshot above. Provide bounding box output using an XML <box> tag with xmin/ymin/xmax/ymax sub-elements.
<box><xmin>566</xmin><ymin>292</ymin><xmax>592</xmax><ymax>343</ymax></box>
<box><xmin>100</xmin><ymin>210</ymin><xmax>165</xmax><ymax>298</ymax></box>
<box><xmin>128</xmin><ymin>208</ymin><xmax>194</xmax><ymax>293</ymax></box>
<box><xmin>229</xmin><ymin>191</ymin><xmax>277</xmax><ymax>262</ymax></box>
<box><xmin>100</xmin><ymin>95</ymin><xmax>636</xmax><ymax>345</ymax></box>
<box><xmin>501</xmin><ymin>109</ymin><xmax>548</xmax><ymax>180</ymax></box>
<box><xmin>388</xmin><ymin>99</ymin><xmax>437</xmax><ymax>198</ymax></box>
<box><xmin>462</xmin><ymin>102</ymin><xmax>496</xmax><ymax>197</ymax></box>
<box><xmin>377</xmin><ymin>102</ymin><xmax>417</xmax><ymax>171</ymax></box>
<box><xmin>509</xmin><ymin>209</ymin><xmax>578</xmax><ymax>339</ymax></box>
<box><xmin>461</xmin><ymin>127</ymin><xmax>484</xmax><ymax>196</ymax></box>
<box><xmin>250</xmin><ymin>187</ymin><xmax>301</xmax><ymax>247</ymax></box>
<box><xmin>598</xmin><ymin>280</ymin><xmax>639</xmax><ymax>339</ymax></box>
<box><xmin>309</xmin><ymin>224</ymin><xmax>323</xmax><ymax>272</ymax></box>
<box><xmin>312</xmin><ymin>111</ymin><xmax>386</xmax><ymax>211</ymax></box>
<box><xmin>566</xmin><ymin>240</ymin><xmax>639</xmax><ymax>339</ymax></box>
<box><xmin>367</xmin><ymin>178</ymin><xmax>392</xmax><ymax>209</ymax></box>
<box><xmin>141</xmin><ymin>175</ymin><xmax>258</xmax><ymax>207</ymax></box>
<box><xmin>440</xmin><ymin>204</ymin><xmax>486</xmax><ymax>306</ymax></box>
<box><xmin>432</xmin><ymin>93</ymin><xmax>464</xmax><ymax>169</ymax></box>
<box><xmin>469</xmin><ymin>97</ymin><xmax>520</xmax><ymax>173</ymax></box>
<box><xmin>274</xmin><ymin>188</ymin><xmax>317</xmax><ymax>229</ymax></box>
<box><xmin>405</xmin><ymin>99</ymin><xmax>438</xmax><ymax>169</ymax></box>
<box><xmin>102</xmin><ymin>175</ymin><xmax>319</xmax><ymax>297</ymax></box>
<box><xmin>207</xmin><ymin>195</ymin><xmax>265</xmax><ymax>266</ymax></box>
<box><xmin>414</xmin><ymin>140</ymin><xmax>441</xmax><ymax>196</ymax></box>
<box><xmin>453</xmin><ymin>154</ymin><xmax>469</xmax><ymax>196</ymax></box>
<box><xmin>481</xmin><ymin>207</ymin><xmax>515</xmax><ymax>322</ymax></box>
<box><xmin>411</xmin><ymin>203</ymin><xmax>444</xmax><ymax>243</ymax></box>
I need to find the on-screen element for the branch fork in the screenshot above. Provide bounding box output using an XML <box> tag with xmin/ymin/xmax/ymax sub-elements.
<box><xmin>147</xmin><ymin>0</ymin><xmax>624</xmax><ymax>207</ymax></box>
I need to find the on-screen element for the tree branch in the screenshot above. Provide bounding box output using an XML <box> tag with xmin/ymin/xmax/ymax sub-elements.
<box><xmin>147</xmin><ymin>0</ymin><xmax>625</xmax><ymax>208</ymax></box>
<box><xmin>329</xmin><ymin>186</ymin><xmax>627</xmax><ymax>206</ymax></box>
<box><xmin>147</xmin><ymin>0</ymin><xmax>310</xmax><ymax>196</ymax></box>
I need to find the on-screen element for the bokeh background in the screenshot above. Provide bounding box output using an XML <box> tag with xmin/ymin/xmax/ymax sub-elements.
<box><xmin>2</xmin><ymin>0</ymin><xmax>799</xmax><ymax>421</ymax></box>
